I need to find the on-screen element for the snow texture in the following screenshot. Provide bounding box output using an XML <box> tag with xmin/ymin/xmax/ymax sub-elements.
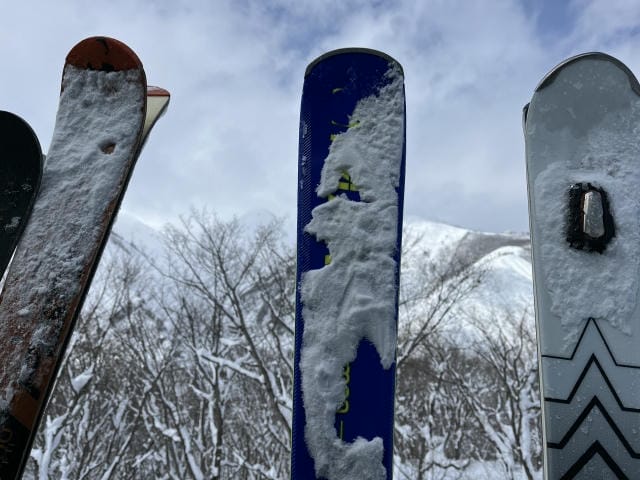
<box><xmin>533</xmin><ymin>99</ymin><xmax>640</xmax><ymax>336</ymax></box>
<box><xmin>300</xmin><ymin>64</ymin><xmax>404</xmax><ymax>480</ymax></box>
<box><xmin>0</xmin><ymin>64</ymin><xmax>144</xmax><ymax>409</ymax></box>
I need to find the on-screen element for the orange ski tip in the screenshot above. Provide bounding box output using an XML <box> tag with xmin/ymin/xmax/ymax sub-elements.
<box><xmin>66</xmin><ymin>36</ymin><xmax>142</xmax><ymax>71</ymax></box>
<box><xmin>147</xmin><ymin>86</ymin><xmax>170</xmax><ymax>97</ymax></box>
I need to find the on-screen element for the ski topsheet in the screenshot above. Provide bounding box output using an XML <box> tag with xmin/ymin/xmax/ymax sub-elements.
<box><xmin>525</xmin><ymin>53</ymin><xmax>640</xmax><ymax>479</ymax></box>
<box><xmin>0</xmin><ymin>112</ymin><xmax>42</xmax><ymax>277</ymax></box>
<box><xmin>291</xmin><ymin>49</ymin><xmax>406</xmax><ymax>480</ymax></box>
<box><xmin>0</xmin><ymin>37</ymin><xmax>168</xmax><ymax>479</ymax></box>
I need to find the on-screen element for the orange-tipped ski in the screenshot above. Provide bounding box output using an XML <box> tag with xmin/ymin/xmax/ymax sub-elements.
<box><xmin>0</xmin><ymin>36</ymin><xmax>167</xmax><ymax>479</ymax></box>
<box><xmin>65</xmin><ymin>36</ymin><xmax>141</xmax><ymax>71</ymax></box>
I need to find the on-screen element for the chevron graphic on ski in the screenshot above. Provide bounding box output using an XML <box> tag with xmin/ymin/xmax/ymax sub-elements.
<box><xmin>0</xmin><ymin>36</ymin><xmax>169</xmax><ymax>479</ymax></box>
<box><xmin>525</xmin><ymin>52</ymin><xmax>640</xmax><ymax>479</ymax></box>
<box><xmin>291</xmin><ymin>49</ymin><xmax>406</xmax><ymax>480</ymax></box>
<box><xmin>541</xmin><ymin>319</ymin><xmax>640</xmax><ymax>477</ymax></box>
<box><xmin>0</xmin><ymin>112</ymin><xmax>42</xmax><ymax>278</ymax></box>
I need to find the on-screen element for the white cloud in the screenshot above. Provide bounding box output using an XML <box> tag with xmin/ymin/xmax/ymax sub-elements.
<box><xmin>1</xmin><ymin>0</ymin><xmax>638</xmax><ymax>234</ymax></box>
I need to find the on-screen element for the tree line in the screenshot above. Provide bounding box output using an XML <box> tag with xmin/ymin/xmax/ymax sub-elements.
<box><xmin>23</xmin><ymin>212</ymin><xmax>541</xmax><ymax>479</ymax></box>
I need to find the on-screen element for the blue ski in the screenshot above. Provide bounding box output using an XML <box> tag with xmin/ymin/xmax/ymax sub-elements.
<box><xmin>292</xmin><ymin>48</ymin><xmax>406</xmax><ymax>480</ymax></box>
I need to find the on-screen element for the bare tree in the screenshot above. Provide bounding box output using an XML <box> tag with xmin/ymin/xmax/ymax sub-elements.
<box><xmin>395</xmin><ymin>229</ymin><xmax>487</xmax><ymax>479</ymax></box>
<box><xmin>155</xmin><ymin>212</ymin><xmax>294</xmax><ymax>478</ymax></box>
<box><xmin>24</xmin><ymin>213</ymin><xmax>540</xmax><ymax>479</ymax></box>
<box><xmin>448</xmin><ymin>309</ymin><xmax>541</xmax><ymax>480</ymax></box>
<box><xmin>397</xmin><ymin>227</ymin><xmax>485</xmax><ymax>370</ymax></box>
<box><xmin>25</xmin><ymin>248</ymin><xmax>177</xmax><ymax>479</ymax></box>
<box><xmin>394</xmin><ymin>228</ymin><xmax>541</xmax><ymax>479</ymax></box>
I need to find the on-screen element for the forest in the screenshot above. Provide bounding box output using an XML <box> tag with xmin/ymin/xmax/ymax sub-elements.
<box><xmin>24</xmin><ymin>213</ymin><xmax>541</xmax><ymax>480</ymax></box>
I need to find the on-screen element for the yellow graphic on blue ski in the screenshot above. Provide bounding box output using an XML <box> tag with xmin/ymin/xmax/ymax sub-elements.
<box><xmin>525</xmin><ymin>53</ymin><xmax>640</xmax><ymax>479</ymax></box>
<box><xmin>292</xmin><ymin>48</ymin><xmax>406</xmax><ymax>480</ymax></box>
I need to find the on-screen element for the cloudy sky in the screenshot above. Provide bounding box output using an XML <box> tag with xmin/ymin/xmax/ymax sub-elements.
<box><xmin>1</xmin><ymin>0</ymin><xmax>639</xmax><ymax>235</ymax></box>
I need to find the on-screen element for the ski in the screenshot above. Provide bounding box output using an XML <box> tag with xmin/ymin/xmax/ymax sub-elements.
<box><xmin>0</xmin><ymin>36</ymin><xmax>169</xmax><ymax>479</ymax></box>
<box><xmin>143</xmin><ymin>86</ymin><xmax>170</xmax><ymax>143</ymax></box>
<box><xmin>291</xmin><ymin>49</ymin><xmax>406</xmax><ymax>480</ymax></box>
<box><xmin>0</xmin><ymin>111</ymin><xmax>42</xmax><ymax>277</ymax></box>
<box><xmin>525</xmin><ymin>53</ymin><xmax>640</xmax><ymax>479</ymax></box>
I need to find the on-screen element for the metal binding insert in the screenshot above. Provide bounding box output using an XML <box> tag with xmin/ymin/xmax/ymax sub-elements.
<box><xmin>566</xmin><ymin>183</ymin><xmax>615</xmax><ymax>253</ymax></box>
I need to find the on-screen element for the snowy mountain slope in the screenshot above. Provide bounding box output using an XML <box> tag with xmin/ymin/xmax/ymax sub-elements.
<box><xmin>464</xmin><ymin>244</ymin><xmax>534</xmax><ymax>329</ymax></box>
<box><xmin>106</xmin><ymin>213</ymin><xmax>535</xmax><ymax>346</ymax></box>
<box><xmin>400</xmin><ymin>218</ymin><xmax>534</xmax><ymax>344</ymax></box>
<box><xmin>402</xmin><ymin>217</ymin><xmax>470</xmax><ymax>259</ymax></box>
<box><xmin>402</xmin><ymin>218</ymin><xmax>531</xmax><ymax>290</ymax></box>
<box><xmin>107</xmin><ymin>214</ymin><xmax>534</xmax><ymax>322</ymax></box>
<box><xmin>456</xmin><ymin>230</ymin><xmax>530</xmax><ymax>269</ymax></box>
<box><xmin>459</xmin><ymin>229</ymin><xmax>533</xmax><ymax>326</ymax></box>
<box><xmin>109</xmin><ymin>211</ymin><xmax>165</xmax><ymax>257</ymax></box>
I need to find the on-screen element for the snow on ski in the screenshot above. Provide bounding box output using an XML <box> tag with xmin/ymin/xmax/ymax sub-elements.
<box><xmin>0</xmin><ymin>36</ymin><xmax>169</xmax><ymax>479</ymax></box>
<box><xmin>0</xmin><ymin>112</ymin><xmax>42</xmax><ymax>278</ymax></box>
<box><xmin>525</xmin><ymin>53</ymin><xmax>640</xmax><ymax>479</ymax></box>
<box><xmin>291</xmin><ymin>49</ymin><xmax>406</xmax><ymax>480</ymax></box>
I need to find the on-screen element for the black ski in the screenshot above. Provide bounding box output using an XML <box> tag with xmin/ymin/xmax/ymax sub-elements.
<box><xmin>0</xmin><ymin>111</ymin><xmax>42</xmax><ymax>277</ymax></box>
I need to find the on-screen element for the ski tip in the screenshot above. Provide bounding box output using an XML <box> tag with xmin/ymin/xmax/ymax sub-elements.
<box><xmin>0</xmin><ymin>110</ymin><xmax>32</xmax><ymax>131</ymax></box>
<box><xmin>0</xmin><ymin>110</ymin><xmax>43</xmax><ymax>180</ymax></box>
<box><xmin>66</xmin><ymin>36</ymin><xmax>142</xmax><ymax>71</ymax></box>
<box><xmin>535</xmin><ymin>52</ymin><xmax>640</xmax><ymax>96</ymax></box>
<box><xmin>142</xmin><ymin>86</ymin><xmax>170</xmax><ymax>143</ymax></box>
<box><xmin>0</xmin><ymin>110</ymin><xmax>43</xmax><ymax>159</ymax></box>
<box><xmin>305</xmin><ymin>48</ymin><xmax>403</xmax><ymax>78</ymax></box>
<box><xmin>147</xmin><ymin>86</ymin><xmax>170</xmax><ymax>97</ymax></box>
